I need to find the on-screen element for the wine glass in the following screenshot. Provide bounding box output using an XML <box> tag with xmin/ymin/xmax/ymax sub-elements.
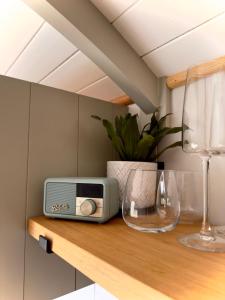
<box><xmin>176</xmin><ymin>171</ymin><xmax>202</xmax><ymax>224</ymax></box>
<box><xmin>122</xmin><ymin>169</ymin><xmax>180</xmax><ymax>233</ymax></box>
<box><xmin>178</xmin><ymin>64</ymin><xmax>225</xmax><ymax>252</ymax></box>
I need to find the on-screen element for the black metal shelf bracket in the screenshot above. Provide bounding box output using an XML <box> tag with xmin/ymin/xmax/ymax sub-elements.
<box><xmin>39</xmin><ymin>235</ymin><xmax>53</xmax><ymax>254</ymax></box>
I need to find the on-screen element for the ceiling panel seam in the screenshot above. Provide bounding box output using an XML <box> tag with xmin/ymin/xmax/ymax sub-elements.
<box><xmin>5</xmin><ymin>20</ymin><xmax>45</xmax><ymax>76</ymax></box>
<box><xmin>38</xmin><ymin>49</ymin><xmax>80</xmax><ymax>83</ymax></box>
<box><xmin>140</xmin><ymin>10</ymin><xmax>225</xmax><ymax>58</ymax></box>
<box><xmin>111</xmin><ymin>0</ymin><xmax>141</xmax><ymax>24</ymax></box>
<box><xmin>75</xmin><ymin>74</ymin><xmax>106</xmax><ymax>93</ymax></box>
<box><xmin>77</xmin><ymin>75</ymin><xmax>108</xmax><ymax>93</ymax></box>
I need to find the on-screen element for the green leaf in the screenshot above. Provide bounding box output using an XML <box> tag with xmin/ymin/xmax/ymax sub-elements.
<box><xmin>102</xmin><ymin>119</ymin><xmax>126</xmax><ymax>159</ymax></box>
<box><xmin>154</xmin><ymin>126</ymin><xmax>182</xmax><ymax>141</ymax></box>
<box><xmin>90</xmin><ymin>111</ymin><xmax>182</xmax><ymax>162</ymax></box>
<box><xmin>152</xmin><ymin>141</ymin><xmax>182</xmax><ymax>160</ymax></box>
<box><xmin>148</xmin><ymin>112</ymin><xmax>173</xmax><ymax>136</ymax></box>
<box><xmin>146</xmin><ymin>126</ymin><xmax>182</xmax><ymax>158</ymax></box>
<box><xmin>121</xmin><ymin>115</ymin><xmax>140</xmax><ymax>159</ymax></box>
<box><xmin>136</xmin><ymin>134</ymin><xmax>155</xmax><ymax>160</ymax></box>
<box><xmin>158</xmin><ymin>113</ymin><xmax>172</xmax><ymax>127</ymax></box>
<box><xmin>111</xmin><ymin>136</ymin><xmax>126</xmax><ymax>160</ymax></box>
<box><xmin>115</xmin><ymin>115</ymin><xmax>124</xmax><ymax>139</ymax></box>
<box><xmin>102</xmin><ymin>119</ymin><xmax>116</xmax><ymax>140</ymax></box>
<box><xmin>183</xmin><ymin>123</ymin><xmax>189</xmax><ymax>131</ymax></box>
<box><xmin>148</xmin><ymin>110</ymin><xmax>159</xmax><ymax>134</ymax></box>
<box><xmin>140</xmin><ymin>122</ymin><xmax>151</xmax><ymax>136</ymax></box>
<box><xmin>91</xmin><ymin>115</ymin><xmax>101</xmax><ymax>120</ymax></box>
<box><xmin>125</xmin><ymin>113</ymin><xmax>132</xmax><ymax>121</ymax></box>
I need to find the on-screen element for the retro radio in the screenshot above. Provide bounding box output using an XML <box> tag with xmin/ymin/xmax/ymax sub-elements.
<box><xmin>43</xmin><ymin>177</ymin><xmax>119</xmax><ymax>223</ymax></box>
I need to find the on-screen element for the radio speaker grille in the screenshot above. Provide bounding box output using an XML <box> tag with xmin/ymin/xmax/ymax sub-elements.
<box><xmin>45</xmin><ymin>182</ymin><xmax>76</xmax><ymax>214</ymax></box>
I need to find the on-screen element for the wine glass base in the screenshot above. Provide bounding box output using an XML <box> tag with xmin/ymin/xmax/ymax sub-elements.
<box><xmin>178</xmin><ymin>233</ymin><xmax>225</xmax><ymax>252</ymax></box>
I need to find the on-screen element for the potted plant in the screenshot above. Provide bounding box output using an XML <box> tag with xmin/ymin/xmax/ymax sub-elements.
<box><xmin>92</xmin><ymin>110</ymin><xmax>182</xmax><ymax>207</ymax></box>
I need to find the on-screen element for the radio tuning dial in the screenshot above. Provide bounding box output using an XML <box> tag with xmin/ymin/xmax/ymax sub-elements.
<box><xmin>80</xmin><ymin>199</ymin><xmax>97</xmax><ymax>216</ymax></box>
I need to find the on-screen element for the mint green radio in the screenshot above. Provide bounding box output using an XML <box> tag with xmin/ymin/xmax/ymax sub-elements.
<box><xmin>43</xmin><ymin>177</ymin><xmax>119</xmax><ymax>223</ymax></box>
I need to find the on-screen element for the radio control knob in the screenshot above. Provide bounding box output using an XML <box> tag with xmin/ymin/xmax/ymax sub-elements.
<box><xmin>80</xmin><ymin>199</ymin><xmax>97</xmax><ymax>216</ymax></box>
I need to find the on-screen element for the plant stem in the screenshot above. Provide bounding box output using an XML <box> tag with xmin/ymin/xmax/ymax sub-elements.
<box><xmin>200</xmin><ymin>155</ymin><xmax>215</xmax><ymax>241</ymax></box>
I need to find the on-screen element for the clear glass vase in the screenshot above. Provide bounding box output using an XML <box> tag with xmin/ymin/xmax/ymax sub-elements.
<box><xmin>122</xmin><ymin>169</ymin><xmax>180</xmax><ymax>233</ymax></box>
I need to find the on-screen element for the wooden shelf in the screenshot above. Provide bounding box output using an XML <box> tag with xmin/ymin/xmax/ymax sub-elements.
<box><xmin>28</xmin><ymin>216</ymin><xmax>225</xmax><ymax>300</ymax></box>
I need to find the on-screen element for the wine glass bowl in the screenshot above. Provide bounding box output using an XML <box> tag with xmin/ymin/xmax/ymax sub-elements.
<box><xmin>182</xmin><ymin>67</ymin><xmax>225</xmax><ymax>156</ymax></box>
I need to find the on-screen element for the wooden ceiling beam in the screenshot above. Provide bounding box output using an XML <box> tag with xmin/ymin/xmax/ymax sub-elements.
<box><xmin>111</xmin><ymin>95</ymin><xmax>133</xmax><ymax>106</ymax></box>
<box><xmin>166</xmin><ymin>55</ymin><xmax>225</xmax><ymax>90</ymax></box>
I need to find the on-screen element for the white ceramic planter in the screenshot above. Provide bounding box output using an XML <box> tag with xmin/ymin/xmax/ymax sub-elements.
<box><xmin>107</xmin><ymin>161</ymin><xmax>157</xmax><ymax>208</ymax></box>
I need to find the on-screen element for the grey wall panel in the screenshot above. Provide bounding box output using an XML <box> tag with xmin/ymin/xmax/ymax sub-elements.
<box><xmin>76</xmin><ymin>271</ymin><xmax>93</xmax><ymax>291</ymax></box>
<box><xmin>76</xmin><ymin>96</ymin><xmax>112</xmax><ymax>289</ymax></box>
<box><xmin>24</xmin><ymin>84</ymin><xmax>78</xmax><ymax>300</ymax></box>
<box><xmin>76</xmin><ymin>99</ymin><xmax>127</xmax><ymax>289</ymax></box>
<box><xmin>0</xmin><ymin>76</ymin><xmax>30</xmax><ymax>300</ymax></box>
<box><xmin>112</xmin><ymin>103</ymin><xmax>128</xmax><ymax>119</ymax></box>
<box><xmin>78</xmin><ymin>96</ymin><xmax>113</xmax><ymax>177</ymax></box>
<box><xmin>0</xmin><ymin>75</ymin><xmax>128</xmax><ymax>299</ymax></box>
<box><xmin>76</xmin><ymin>95</ymin><xmax>114</xmax><ymax>289</ymax></box>
<box><xmin>25</xmin><ymin>241</ymin><xmax>76</xmax><ymax>299</ymax></box>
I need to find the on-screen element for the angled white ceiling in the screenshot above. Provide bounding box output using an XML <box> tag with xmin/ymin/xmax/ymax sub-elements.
<box><xmin>78</xmin><ymin>76</ymin><xmax>124</xmax><ymax>101</ymax></box>
<box><xmin>0</xmin><ymin>0</ymin><xmax>125</xmax><ymax>102</ymax></box>
<box><xmin>143</xmin><ymin>13</ymin><xmax>225</xmax><ymax>76</ymax></box>
<box><xmin>0</xmin><ymin>0</ymin><xmax>43</xmax><ymax>74</ymax></box>
<box><xmin>90</xmin><ymin>0</ymin><xmax>138</xmax><ymax>23</ymax></box>
<box><xmin>110</xmin><ymin>0</ymin><xmax>225</xmax><ymax>55</ymax></box>
<box><xmin>7</xmin><ymin>22</ymin><xmax>77</xmax><ymax>82</ymax></box>
<box><xmin>91</xmin><ymin>0</ymin><xmax>225</xmax><ymax>76</ymax></box>
<box><xmin>41</xmin><ymin>51</ymin><xmax>105</xmax><ymax>92</ymax></box>
<box><xmin>1</xmin><ymin>0</ymin><xmax>225</xmax><ymax>104</ymax></box>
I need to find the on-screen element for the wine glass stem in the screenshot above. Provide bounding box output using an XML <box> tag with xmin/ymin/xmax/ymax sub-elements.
<box><xmin>200</xmin><ymin>155</ymin><xmax>214</xmax><ymax>241</ymax></box>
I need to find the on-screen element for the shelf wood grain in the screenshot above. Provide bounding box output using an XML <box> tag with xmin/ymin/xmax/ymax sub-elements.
<box><xmin>166</xmin><ymin>55</ymin><xmax>225</xmax><ymax>89</ymax></box>
<box><xmin>28</xmin><ymin>216</ymin><xmax>225</xmax><ymax>300</ymax></box>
